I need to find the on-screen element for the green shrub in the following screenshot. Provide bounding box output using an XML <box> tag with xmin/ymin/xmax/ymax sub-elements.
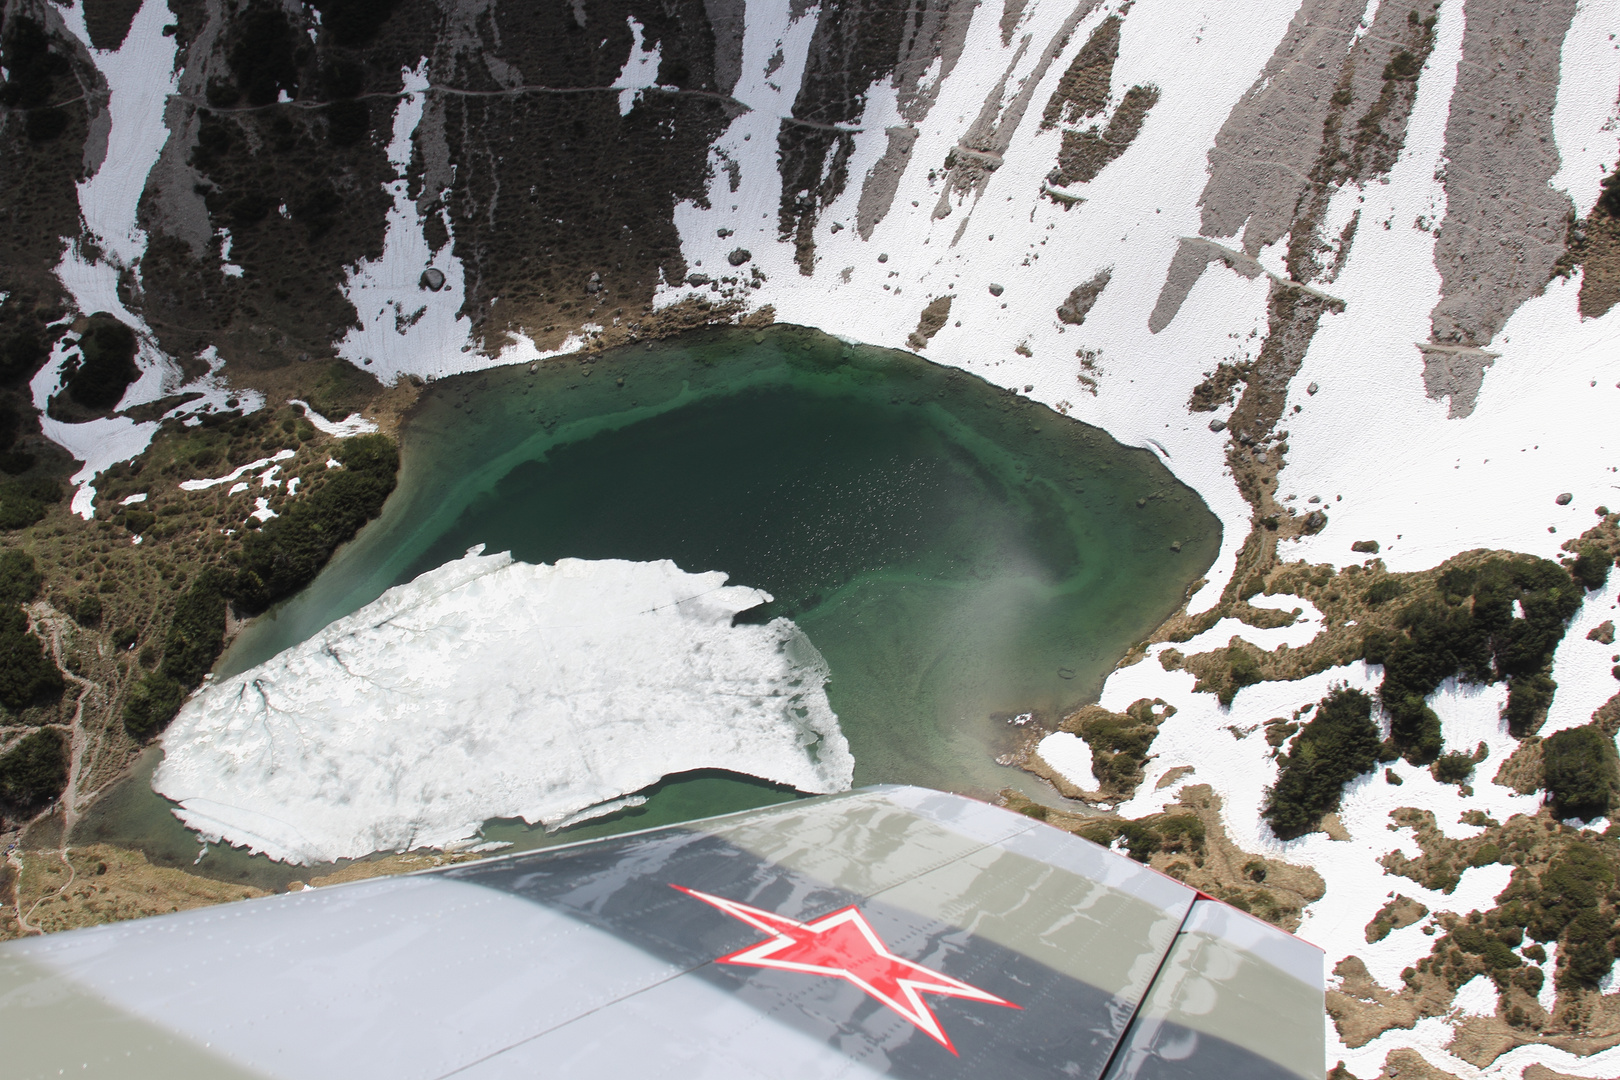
<box><xmin>0</xmin><ymin>728</ymin><xmax>67</xmax><ymax>811</ymax></box>
<box><xmin>1560</xmin><ymin>907</ymin><xmax>1615</xmax><ymax>990</ymax></box>
<box><xmin>1383</xmin><ymin>50</ymin><xmax>1421</xmax><ymax>80</ymax></box>
<box><xmin>73</xmin><ymin>593</ymin><xmax>102</xmax><ymax>627</ymax></box>
<box><xmin>0</xmin><ymin>603</ymin><xmax>62</xmax><ymax>709</ymax></box>
<box><xmin>1264</xmin><ymin>687</ymin><xmax>1381</xmax><ymax>840</ymax></box>
<box><xmin>1221</xmin><ymin>647</ymin><xmax>1262</xmax><ymax>706</ymax></box>
<box><xmin>158</xmin><ymin>570</ymin><xmax>229</xmax><ymax>686</ymax></box>
<box><xmin>233</xmin><ymin>434</ymin><xmax>398</xmax><ymax>612</ymax></box>
<box><xmin>63</xmin><ymin>314</ymin><xmax>138</xmax><ymax>410</ymax></box>
<box><xmin>226</xmin><ymin>1</ymin><xmax>300</xmax><ymax>107</ymax></box>
<box><xmin>122</xmin><ymin>672</ymin><xmax>183</xmax><ymax>740</ymax></box>
<box><xmin>304</xmin><ymin>361</ymin><xmax>379</xmax><ymax>422</ymax></box>
<box><xmin>1365</xmin><ymin>578</ymin><xmax>1407</xmax><ymax>604</ymax></box>
<box><xmin>1157</xmin><ymin>814</ymin><xmax>1205</xmax><ymax>852</ymax></box>
<box><xmin>1433</xmin><ymin>752</ymin><xmax>1475</xmax><ymax>785</ymax></box>
<box><xmin>1116</xmin><ymin>820</ymin><xmax>1160</xmax><ymax>863</ymax></box>
<box><xmin>1570</xmin><ymin>545</ymin><xmax>1612</xmax><ymax>591</ymax></box>
<box><xmin>0</xmin><ymin>476</ymin><xmax>63</xmax><ymax>529</ymax></box>
<box><xmin>1376</xmin><ymin>557</ymin><xmax>1581</xmax><ymax>760</ymax></box>
<box><xmin>315</xmin><ymin>0</ymin><xmax>402</xmax><ymax>47</ymax></box>
<box><xmin>0</xmin><ymin>548</ymin><xmax>42</xmax><ymax>604</ymax></box>
<box><xmin>1543</xmin><ymin>725</ymin><xmax>1619</xmax><ymax>821</ymax></box>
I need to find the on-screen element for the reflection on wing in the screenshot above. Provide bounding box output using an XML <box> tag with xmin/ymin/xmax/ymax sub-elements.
<box><xmin>0</xmin><ymin>786</ymin><xmax>1322</xmax><ymax>1079</ymax></box>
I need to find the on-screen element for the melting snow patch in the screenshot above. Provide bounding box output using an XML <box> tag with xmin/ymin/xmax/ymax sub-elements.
<box><xmin>1036</xmin><ymin>732</ymin><xmax>1094</xmax><ymax>790</ymax></box>
<box><xmin>333</xmin><ymin>61</ymin><xmax>502</xmax><ymax>384</ymax></box>
<box><xmin>119</xmin><ymin>492</ymin><xmax>147</xmax><ymax>505</ymax></box>
<box><xmin>288</xmin><ymin>399</ymin><xmax>378</xmax><ymax>437</ymax></box>
<box><xmin>153</xmin><ymin>550</ymin><xmax>852</xmax><ymax>864</ymax></box>
<box><xmin>1450</xmin><ymin>974</ymin><xmax>1498</xmax><ymax>1018</ymax></box>
<box><xmin>249</xmin><ymin>497</ymin><xmax>277</xmax><ymax>523</ymax></box>
<box><xmin>615</xmin><ymin>18</ymin><xmax>663</xmax><ymax>115</ymax></box>
<box><xmin>227</xmin><ymin>482</ymin><xmax>248</xmax><ymax>496</ymax></box>
<box><xmin>179</xmin><ymin>449</ymin><xmax>296</xmax><ymax>491</ymax></box>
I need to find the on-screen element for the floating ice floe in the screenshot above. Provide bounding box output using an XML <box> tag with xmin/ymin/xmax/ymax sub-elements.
<box><xmin>153</xmin><ymin>550</ymin><xmax>851</xmax><ymax>864</ymax></box>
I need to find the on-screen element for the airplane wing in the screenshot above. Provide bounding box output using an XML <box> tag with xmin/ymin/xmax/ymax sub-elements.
<box><xmin>1</xmin><ymin>786</ymin><xmax>1322</xmax><ymax>1079</ymax></box>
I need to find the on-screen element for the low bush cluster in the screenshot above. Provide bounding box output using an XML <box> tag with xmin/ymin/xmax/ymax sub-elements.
<box><xmin>1363</xmin><ymin>557</ymin><xmax>1582</xmax><ymax>762</ymax></box>
<box><xmin>0</xmin><ymin>476</ymin><xmax>63</xmax><ymax>529</ymax></box>
<box><xmin>1264</xmin><ymin>687</ymin><xmax>1381</xmax><ymax>840</ymax></box>
<box><xmin>0</xmin><ymin>728</ymin><xmax>68</xmax><ymax>814</ymax></box>
<box><xmin>0</xmin><ymin>550</ymin><xmax>61</xmax><ymax>711</ymax></box>
<box><xmin>62</xmin><ymin>314</ymin><xmax>139</xmax><ymax>411</ymax></box>
<box><xmin>1078</xmin><ymin>813</ymin><xmax>1205</xmax><ymax>864</ymax></box>
<box><xmin>232</xmin><ymin>434</ymin><xmax>397</xmax><ymax>611</ymax></box>
<box><xmin>1542</xmin><ymin>725</ymin><xmax>1620</xmax><ymax>822</ymax></box>
<box><xmin>1497</xmin><ymin>840</ymin><xmax>1618</xmax><ymax>991</ymax></box>
<box><xmin>1068</xmin><ymin>699</ymin><xmax>1170</xmax><ymax>796</ymax></box>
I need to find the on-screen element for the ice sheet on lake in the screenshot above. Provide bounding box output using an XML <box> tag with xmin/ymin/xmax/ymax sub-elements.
<box><xmin>153</xmin><ymin>550</ymin><xmax>852</xmax><ymax>864</ymax></box>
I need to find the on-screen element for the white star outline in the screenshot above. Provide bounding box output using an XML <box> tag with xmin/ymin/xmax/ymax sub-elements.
<box><xmin>673</xmin><ymin>884</ymin><xmax>1020</xmax><ymax>1054</ymax></box>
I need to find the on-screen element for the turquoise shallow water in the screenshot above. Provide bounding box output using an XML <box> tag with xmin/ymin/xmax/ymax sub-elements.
<box><xmin>79</xmin><ymin>325</ymin><xmax>1219</xmax><ymax>882</ymax></box>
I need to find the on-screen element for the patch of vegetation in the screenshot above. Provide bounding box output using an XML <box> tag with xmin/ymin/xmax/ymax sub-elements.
<box><xmin>1063</xmin><ymin>698</ymin><xmax>1173</xmax><ymax>799</ymax></box>
<box><xmin>0</xmin><ymin>476</ymin><xmax>63</xmax><ymax>529</ymax></box>
<box><xmin>0</xmin><ymin>548</ymin><xmax>44</xmax><ymax>604</ymax></box>
<box><xmin>1432</xmin><ymin>750</ymin><xmax>1475</xmax><ymax>786</ymax></box>
<box><xmin>1078</xmin><ymin>813</ymin><xmax>1204</xmax><ymax>864</ymax></box>
<box><xmin>1040</xmin><ymin>14</ymin><xmax>1120</xmax><ymax>129</ymax></box>
<box><xmin>1362</xmin><ymin>556</ymin><xmax>1581</xmax><ymax>762</ymax></box>
<box><xmin>0</xmin><ymin>729</ymin><xmax>68</xmax><ymax>814</ymax></box>
<box><xmin>232</xmin><ymin>434</ymin><xmax>398</xmax><ymax>611</ymax></box>
<box><xmin>0</xmin><ymin>550</ymin><xmax>61</xmax><ymax>711</ymax></box>
<box><xmin>156</xmin><ymin>569</ymin><xmax>231</xmax><ymax>687</ymax></box>
<box><xmin>121</xmin><ymin>672</ymin><xmax>183</xmax><ymax>741</ymax></box>
<box><xmin>315</xmin><ymin>0</ymin><xmax>402</xmax><ymax>47</ymax></box>
<box><xmin>1500</xmin><ymin>839</ymin><xmax>1618</xmax><ymax>991</ymax></box>
<box><xmin>1264</xmin><ymin>687</ymin><xmax>1381</xmax><ymax>840</ymax></box>
<box><xmin>1188</xmin><ymin>361</ymin><xmax>1246</xmax><ymax>412</ymax></box>
<box><xmin>1221</xmin><ymin>645</ymin><xmax>1263</xmax><ymax>706</ymax></box>
<box><xmin>225</xmin><ymin>2</ymin><xmax>303</xmax><ymax>108</ymax></box>
<box><xmin>0</xmin><ymin>14</ymin><xmax>72</xmax><ymax>141</ymax></box>
<box><xmin>304</xmin><ymin>361</ymin><xmax>380</xmax><ymax>422</ymax></box>
<box><xmin>1542</xmin><ymin>725</ymin><xmax>1619</xmax><ymax>822</ymax></box>
<box><xmin>1364</xmin><ymin>576</ymin><xmax>1406</xmax><ymax>604</ymax></box>
<box><xmin>1569</xmin><ymin>543</ymin><xmax>1611</xmax><ymax>591</ymax></box>
<box><xmin>1048</xmin><ymin>84</ymin><xmax>1160</xmax><ymax>188</ymax></box>
<box><xmin>61</xmin><ymin>314</ymin><xmax>140</xmax><ymax>412</ymax></box>
<box><xmin>0</xmin><ymin>604</ymin><xmax>63</xmax><ymax>710</ymax></box>
<box><xmin>122</xmin><ymin>433</ymin><xmax>397</xmax><ymax>738</ymax></box>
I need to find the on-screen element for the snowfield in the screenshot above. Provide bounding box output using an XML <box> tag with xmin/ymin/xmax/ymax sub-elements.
<box><xmin>153</xmin><ymin>550</ymin><xmax>851</xmax><ymax>865</ymax></box>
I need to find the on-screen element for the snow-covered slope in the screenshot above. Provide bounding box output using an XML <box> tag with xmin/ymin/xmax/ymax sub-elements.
<box><xmin>153</xmin><ymin>550</ymin><xmax>850</xmax><ymax>865</ymax></box>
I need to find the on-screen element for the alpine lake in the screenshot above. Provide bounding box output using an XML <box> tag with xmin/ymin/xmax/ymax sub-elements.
<box><xmin>75</xmin><ymin>324</ymin><xmax>1221</xmax><ymax>888</ymax></box>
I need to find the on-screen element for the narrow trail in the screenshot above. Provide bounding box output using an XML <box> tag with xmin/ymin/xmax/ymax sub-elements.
<box><xmin>32</xmin><ymin>602</ymin><xmax>101</xmax><ymax>842</ymax></box>
<box><xmin>10</xmin><ymin>605</ymin><xmax>102</xmax><ymax>936</ymax></box>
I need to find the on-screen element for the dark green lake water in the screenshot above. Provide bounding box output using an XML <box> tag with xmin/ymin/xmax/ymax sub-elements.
<box><xmin>78</xmin><ymin>325</ymin><xmax>1218</xmax><ymax>884</ymax></box>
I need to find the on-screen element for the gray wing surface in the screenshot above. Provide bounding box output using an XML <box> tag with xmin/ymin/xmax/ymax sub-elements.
<box><xmin>0</xmin><ymin>786</ymin><xmax>1322</xmax><ymax>1079</ymax></box>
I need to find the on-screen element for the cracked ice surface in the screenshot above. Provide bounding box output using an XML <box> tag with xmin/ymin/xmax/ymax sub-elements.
<box><xmin>153</xmin><ymin>550</ymin><xmax>852</xmax><ymax>864</ymax></box>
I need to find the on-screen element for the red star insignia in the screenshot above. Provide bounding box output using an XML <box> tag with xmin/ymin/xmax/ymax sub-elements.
<box><xmin>673</xmin><ymin>885</ymin><xmax>1020</xmax><ymax>1054</ymax></box>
